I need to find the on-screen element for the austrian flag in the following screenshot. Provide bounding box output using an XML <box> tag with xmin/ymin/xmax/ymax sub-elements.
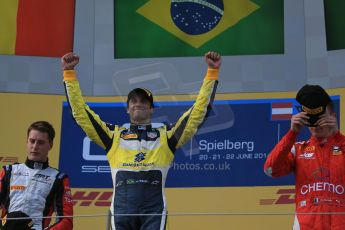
<box><xmin>271</xmin><ymin>102</ymin><xmax>293</xmax><ymax>120</ymax></box>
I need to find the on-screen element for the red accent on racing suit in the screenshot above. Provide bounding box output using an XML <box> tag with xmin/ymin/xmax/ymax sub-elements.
<box><xmin>0</xmin><ymin>159</ymin><xmax>73</xmax><ymax>230</ymax></box>
<box><xmin>264</xmin><ymin>130</ymin><xmax>345</xmax><ymax>230</ymax></box>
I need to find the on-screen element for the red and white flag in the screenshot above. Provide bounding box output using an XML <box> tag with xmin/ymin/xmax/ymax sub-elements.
<box><xmin>271</xmin><ymin>102</ymin><xmax>293</xmax><ymax>120</ymax></box>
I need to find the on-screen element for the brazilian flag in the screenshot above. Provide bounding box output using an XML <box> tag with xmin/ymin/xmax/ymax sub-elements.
<box><xmin>324</xmin><ymin>0</ymin><xmax>345</xmax><ymax>50</ymax></box>
<box><xmin>114</xmin><ymin>0</ymin><xmax>284</xmax><ymax>58</ymax></box>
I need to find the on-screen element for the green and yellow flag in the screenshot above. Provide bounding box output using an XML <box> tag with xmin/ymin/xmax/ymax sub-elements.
<box><xmin>324</xmin><ymin>0</ymin><xmax>345</xmax><ymax>50</ymax></box>
<box><xmin>0</xmin><ymin>0</ymin><xmax>75</xmax><ymax>57</ymax></box>
<box><xmin>114</xmin><ymin>0</ymin><xmax>284</xmax><ymax>58</ymax></box>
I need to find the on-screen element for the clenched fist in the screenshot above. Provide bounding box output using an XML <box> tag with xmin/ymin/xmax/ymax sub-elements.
<box><xmin>61</xmin><ymin>52</ymin><xmax>80</xmax><ymax>70</ymax></box>
<box><xmin>205</xmin><ymin>51</ymin><xmax>221</xmax><ymax>69</ymax></box>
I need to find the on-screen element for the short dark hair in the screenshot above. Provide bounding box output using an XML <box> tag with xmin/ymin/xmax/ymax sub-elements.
<box><xmin>27</xmin><ymin>121</ymin><xmax>55</xmax><ymax>142</ymax></box>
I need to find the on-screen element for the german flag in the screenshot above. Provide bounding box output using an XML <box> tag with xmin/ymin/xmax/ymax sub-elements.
<box><xmin>0</xmin><ymin>0</ymin><xmax>75</xmax><ymax>57</ymax></box>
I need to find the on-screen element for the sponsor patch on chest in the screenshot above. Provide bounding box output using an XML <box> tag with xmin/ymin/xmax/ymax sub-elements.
<box><xmin>298</xmin><ymin>146</ymin><xmax>316</xmax><ymax>159</ymax></box>
<box><xmin>332</xmin><ymin>145</ymin><xmax>343</xmax><ymax>156</ymax></box>
<box><xmin>10</xmin><ymin>185</ymin><xmax>26</xmax><ymax>190</ymax></box>
<box><xmin>121</xmin><ymin>133</ymin><xmax>138</xmax><ymax>140</ymax></box>
<box><xmin>147</xmin><ymin>132</ymin><xmax>158</xmax><ymax>139</ymax></box>
<box><xmin>298</xmin><ymin>152</ymin><xmax>315</xmax><ymax>159</ymax></box>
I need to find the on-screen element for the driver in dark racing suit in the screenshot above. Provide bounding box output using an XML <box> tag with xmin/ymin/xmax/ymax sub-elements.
<box><xmin>61</xmin><ymin>51</ymin><xmax>221</xmax><ymax>230</ymax></box>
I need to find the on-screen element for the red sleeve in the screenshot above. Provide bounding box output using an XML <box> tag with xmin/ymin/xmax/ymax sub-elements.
<box><xmin>0</xmin><ymin>166</ymin><xmax>10</xmax><ymax>208</ymax></box>
<box><xmin>0</xmin><ymin>168</ymin><xmax>5</xmax><ymax>193</ymax></box>
<box><xmin>264</xmin><ymin>129</ymin><xmax>297</xmax><ymax>177</ymax></box>
<box><xmin>48</xmin><ymin>176</ymin><xmax>73</xmax><ymax>230</ymax></box>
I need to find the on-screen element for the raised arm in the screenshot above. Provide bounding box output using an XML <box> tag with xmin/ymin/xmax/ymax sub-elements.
<box><xmin>166</xmin><ymin>51</ymin><xmax>221</xmax><ymax>151</ymax></box>
<box><xmin>61</xmin><ymin>52</ymin><xmax>80</xmax><ymax>71</ymax></box>
<box><xmin>264</xmin><ymin>112</ymin><xmax>308</xmax><ymax>177</ymax></box>
<box><xmin>204</xmin><ymin>51</ymin><xmax>221</xmax><ymax>69</ymax></box>
<box><xmin>62</xmin><ymin>53</ymin><xmax>114</xmax><ymax>150</ymax></box>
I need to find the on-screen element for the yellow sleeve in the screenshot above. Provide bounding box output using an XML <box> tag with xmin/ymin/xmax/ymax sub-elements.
<box><xmin>167</xmin><ymin>68</ymin><xmax>219</xmax><ymax>150</ymax></box>
<box><xmin>63</xmin><ymin>70</ymin><xmax>114</xmax><ymax>150</ymax></box>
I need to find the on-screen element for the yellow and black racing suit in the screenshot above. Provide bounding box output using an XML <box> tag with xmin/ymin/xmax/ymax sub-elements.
<box><xmin>63</xmin><ymin>69</ymin><xmax>218</xmax><ymax>230</ymax></box>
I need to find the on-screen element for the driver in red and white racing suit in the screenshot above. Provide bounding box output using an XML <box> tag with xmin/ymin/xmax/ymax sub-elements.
<box><xmin>264</xmin><ymin>85</ymin><xmax>345</xmax><ymax>230</ymax></box>
<box><xmin>0</xmin><ymin>121</ymin><xmax>73</xmax><ymax>230</ymax></box>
